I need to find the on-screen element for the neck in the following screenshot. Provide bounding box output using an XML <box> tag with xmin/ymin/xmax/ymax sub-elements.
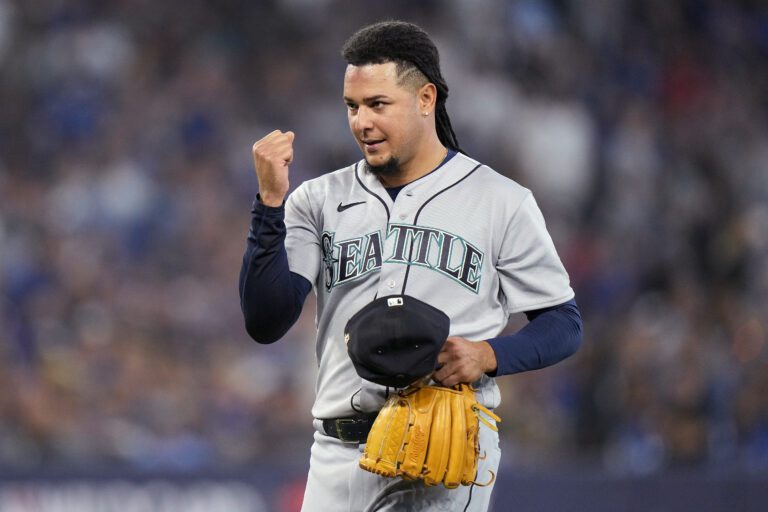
<box><xmin>378</xmin><ymin>133</ymin><xmax>448</xmax><ymax>188</ymax></box>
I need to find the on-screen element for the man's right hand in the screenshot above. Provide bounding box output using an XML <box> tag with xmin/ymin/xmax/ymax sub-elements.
<box><xmin>252</xmin><ymin>130</ymin><xmax>294</xmax><ymax>207</ymax></box>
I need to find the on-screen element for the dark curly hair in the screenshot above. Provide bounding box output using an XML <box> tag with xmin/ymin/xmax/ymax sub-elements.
<box><xmin>342</xmin><ymin>21</ymin><xmax>462</xmax><ymax>153</ymax></box>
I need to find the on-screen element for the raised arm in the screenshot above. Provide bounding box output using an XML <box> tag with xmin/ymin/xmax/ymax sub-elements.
<box><xmin>239</xmin><ymin>130</ymin><xmax>312</xmax><ymax>343</ymax></box>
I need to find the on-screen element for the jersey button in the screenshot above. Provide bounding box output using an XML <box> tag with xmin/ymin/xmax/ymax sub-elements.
<box><xmin>387</xmin><ymin>279</ymin><xmax>396</xmax><ymax>289</ymax></box>
<box><xmin>398</xmin><ymin>213</ymin><xmax>408</xmax><ymax>220</ymax></box>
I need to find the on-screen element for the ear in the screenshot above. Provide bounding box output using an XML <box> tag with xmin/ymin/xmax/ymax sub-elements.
<box><xmin>418</xmin><ymin>83</ymin><xmax>438</xmax><ymax>115</ymax></box>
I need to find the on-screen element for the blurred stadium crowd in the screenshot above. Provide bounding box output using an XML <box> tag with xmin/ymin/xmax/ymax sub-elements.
<box><xmin>1</xmin><ymin>0</ymin><xmax>767</xmax><ymax>475</ymax></box>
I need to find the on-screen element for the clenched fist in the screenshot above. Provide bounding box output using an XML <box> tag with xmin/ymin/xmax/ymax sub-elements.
<box><xmin>252</xmin><ymin>130</ymin><xmax>294</xmax><ymax>207</ymax></box>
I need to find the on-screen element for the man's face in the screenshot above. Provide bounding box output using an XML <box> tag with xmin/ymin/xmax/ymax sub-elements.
<box><xmin>343</xmin><ymin>62</ymin><xmax>424</xmax><ymax>175</ymax></box>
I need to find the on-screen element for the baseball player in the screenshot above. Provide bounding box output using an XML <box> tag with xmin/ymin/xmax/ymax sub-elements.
<box><xmin>240</xmin><ymin>21</ymin><xmax>583</xmax><ymax>512</ymax></box>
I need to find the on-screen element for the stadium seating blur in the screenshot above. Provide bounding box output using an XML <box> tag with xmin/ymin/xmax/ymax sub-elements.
<box><xmin>1</xmin><ymin>0</ymin><xmax>767</xmax><ymax>479</ymax></box>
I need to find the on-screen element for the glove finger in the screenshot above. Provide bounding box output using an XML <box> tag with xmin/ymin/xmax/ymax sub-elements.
<box><xmin>423</xmin><ymin>388</ymin><xmax>451</xmax><ymax>486</ymax></box>
<box><xmin>461</xmin><ymin>384</ymin><xmax>481</xmax><ymax>485</ymax></box>
<box><xmin>360</xmin><ymin>394</ymin><xmax>407</xmax><ymax>478</ymax></box>
<box><xmin>444</xmin><ymin>386</ymin><xmax>466</xmax><ymax>488</ymax></box>
<box><xmin>398</xmin><ymin>386</ymin><xmax>438</xmax><ymax>480</ymax></box>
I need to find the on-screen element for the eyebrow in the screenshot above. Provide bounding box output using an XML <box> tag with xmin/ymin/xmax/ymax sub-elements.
<box><xmin>343</xmin><ymin>95</ymin><xmax>389</xmax><ymax>104</ymax></box>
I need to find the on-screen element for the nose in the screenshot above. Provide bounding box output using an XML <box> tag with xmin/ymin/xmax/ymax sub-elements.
<box><xmin>353</xmin><ymin>106</ymin><xmax>374</xmax><ymax>133</ymax></box>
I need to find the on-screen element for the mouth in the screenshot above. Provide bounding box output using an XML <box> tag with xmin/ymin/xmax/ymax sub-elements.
<box><xmin>361</xmin><ymin>139</ymin><xmax>385</xmax><ymax>151</ymax></box>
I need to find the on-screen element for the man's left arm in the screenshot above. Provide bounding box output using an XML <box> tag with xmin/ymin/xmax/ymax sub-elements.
<box><xmin>433</xmin><ymin>299</ymin><xmax>582</xmax><ymax>386</ymax></box>
<box><xmin>435</xmin><ymin>191</ymin><xmax>582</xmax><ymax>386</ymax></box>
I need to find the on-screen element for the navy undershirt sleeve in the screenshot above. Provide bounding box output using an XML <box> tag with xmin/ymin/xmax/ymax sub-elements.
<box><xmin>239</xmin><ymin>196</ymin><xmax>312</xmax><ymax>343</ymax></box>
<box><xmin>485</xmin><ymin>299</ymin><xmax>583</xmax><ymax>376</ymax></box>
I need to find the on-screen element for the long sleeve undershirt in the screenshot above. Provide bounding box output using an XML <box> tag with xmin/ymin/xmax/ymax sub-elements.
<box><xmin>239</xmin><ymin>198</ymin><xmax>583</xmax><ymax>376</ymax></box>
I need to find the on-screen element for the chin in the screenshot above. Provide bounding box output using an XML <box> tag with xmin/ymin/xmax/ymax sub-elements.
<box><xmin>365</xmin><ymin>154</ymin><xmax>387</xmax><ymax>166</ymax></box>
<box><xmin>365</xmin><ymin>155</ymin><xmax>400</xmax><ymax>177</ymax></box>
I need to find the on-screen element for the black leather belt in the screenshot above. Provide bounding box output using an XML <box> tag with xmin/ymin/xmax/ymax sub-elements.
<box><xmin>321</xmin><ymin>415</ymin><xmax>377</xmax><ymax>443</ymax></box>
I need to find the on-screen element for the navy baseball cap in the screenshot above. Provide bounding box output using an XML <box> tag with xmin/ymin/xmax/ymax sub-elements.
<box><xmin>344</xmin><ymin>295</ymin><xmax>450</xmax><ymax>388</ymax></box>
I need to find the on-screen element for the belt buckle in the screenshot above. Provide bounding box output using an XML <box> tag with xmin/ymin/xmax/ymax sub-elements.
<box><xmin>334</xmin><ymin>418</ymin><xmax>360</xmax><ymax>444</ymax></box>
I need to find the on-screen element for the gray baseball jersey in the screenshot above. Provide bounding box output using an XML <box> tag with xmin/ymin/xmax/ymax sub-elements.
<box><xmin>284</xmin><ymin>151</ymin><xmax>574</xmax><ymax>421</ymax></box>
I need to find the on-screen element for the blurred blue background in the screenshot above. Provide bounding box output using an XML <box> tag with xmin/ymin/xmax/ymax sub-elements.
<box><xmin>1</xmin><ymin>0</ymin><xmax>767</xmax><ymax>510</ymax></box>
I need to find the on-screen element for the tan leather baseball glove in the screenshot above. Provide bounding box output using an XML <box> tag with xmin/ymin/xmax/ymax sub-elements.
<box><xmin>359</xmin><ymin>383</ymin><xmax>500</xmax><ymax>488</ymax></box>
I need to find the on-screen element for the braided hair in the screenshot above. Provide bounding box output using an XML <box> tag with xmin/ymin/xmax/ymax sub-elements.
<box><xmin>342</xmin><ymin>21</ymin><xmax>463</xmax><ymax>153</ymax></box>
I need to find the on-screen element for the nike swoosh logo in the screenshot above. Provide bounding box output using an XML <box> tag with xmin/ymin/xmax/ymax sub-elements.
<box><xmin>337</xmin><ymin>201</ymin><xmax>365</xmax><ymax>212</ymax></box>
